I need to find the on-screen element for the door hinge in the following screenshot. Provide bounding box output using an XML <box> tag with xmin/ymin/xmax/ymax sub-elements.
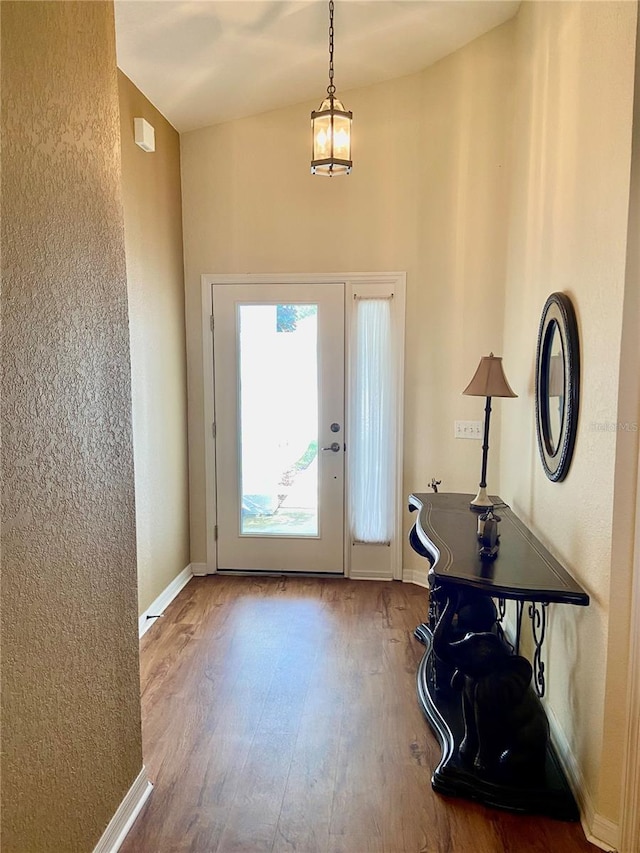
<box><xmin>212</xmin><ymin>421</ymin><xmax>216</xmax><ymax>439</ymax></box>
<box><xmin>214</xmin><ymin>524</ymin><xmax>218</xmax><ymax>541</ymax></box>
<box><xmin>210</xmin><ymin>315</ymin><xmax>214</xmax><ymax>331</ymax></box>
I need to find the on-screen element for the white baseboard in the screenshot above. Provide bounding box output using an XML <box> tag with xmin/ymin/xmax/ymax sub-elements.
<box><xmin>138</xmin><ymin>564</ymin><xmax>193</xmax><ymax>638</ymax></box>
<box><xmin>190</xmin><ymin>561</ymin><xmax>208</xmax><ymax>576</ymax></box>
<box><xmin>587</xmin><ymin>815</ymin><xmax>619</xmax><ymax>853</ymax></box>
<box><xmin>401</xmin><ymin>566</ymin><xmax>430</xmax><ymax>588</ymax></box>
<box><xmin>93</xmin><ymin>767</ymin><xmax>152</xmax><ymax>853</ymax></box>
<box><xmin>349</xmin><ymin>569</ymin><xmax>394</xmax><ymax>581</ymax></box>
<box><xmin>546</xmin><ymin>705</ymin><xmax>619</xmax><ymax>851</ymax></box>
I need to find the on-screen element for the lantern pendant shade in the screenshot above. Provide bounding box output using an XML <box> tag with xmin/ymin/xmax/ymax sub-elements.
<box><xmin>311</xmin><ymin>95</ymin><xmax>352</xmax><ymax>176</ymax></box>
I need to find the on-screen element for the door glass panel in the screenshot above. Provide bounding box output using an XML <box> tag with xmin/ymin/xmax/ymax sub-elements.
<box><xmin>238</xmin><ymin>304</ymin><xmax>319</xmax><ymax>537</ymax></box>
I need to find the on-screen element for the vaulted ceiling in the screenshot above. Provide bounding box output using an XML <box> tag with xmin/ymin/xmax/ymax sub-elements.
<box><xmin>115</xmin><ymin>1</ymin><xmax>520</xmax><ymax>133</ymax></box>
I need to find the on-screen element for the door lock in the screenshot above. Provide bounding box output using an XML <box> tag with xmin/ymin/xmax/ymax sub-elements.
<box><xmin>322</xmin><ymin>442</ymin><xmax>341</xmax><ymax>453</ymax></box>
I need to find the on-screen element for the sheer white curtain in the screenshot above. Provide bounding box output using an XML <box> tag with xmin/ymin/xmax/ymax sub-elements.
<box><xmin>349</xmin><ymin>297</ymin><xmax>394</xmax><ymax>544</ymax></box>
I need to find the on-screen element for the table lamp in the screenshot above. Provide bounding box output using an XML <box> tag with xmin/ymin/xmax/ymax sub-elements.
<box><xmin>463</xmin><ymin>353</ymin><xmax>517</xmax><ymax>511</ymax></box>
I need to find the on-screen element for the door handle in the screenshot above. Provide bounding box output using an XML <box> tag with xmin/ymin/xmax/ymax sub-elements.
<box><xmin>321</xmin><ymin>442</ymin><xmax>341</xmax><ymax>452</ymax></box>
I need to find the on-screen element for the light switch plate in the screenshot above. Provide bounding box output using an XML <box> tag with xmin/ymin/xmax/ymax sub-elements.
<box><xmin>454</xmin><ymin>420</ymin><xmax>482</xmax><ymax>439</ymax></box>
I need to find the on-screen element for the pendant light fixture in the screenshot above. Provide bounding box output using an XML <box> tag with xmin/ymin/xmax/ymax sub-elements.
<box><xmin>311</xmin><ymin>0</ymin><xmax>352</xmax><ymax>176</ymax></box>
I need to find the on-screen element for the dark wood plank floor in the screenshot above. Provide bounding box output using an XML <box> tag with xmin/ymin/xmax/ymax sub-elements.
<box><xmin>121</xmin><ymin>576</ymin><xmax>596</xmax><ymax>853</ymax></box>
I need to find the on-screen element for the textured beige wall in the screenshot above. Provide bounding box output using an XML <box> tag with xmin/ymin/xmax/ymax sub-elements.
<box><xmin>118</xmin><ymin>71</ymin><xmax>190</xmax><ymax>615</ymax></box>
<box><xmin>1</xmin><ymin>3</ymin><xmax>143</xmax><ymax>851</ymax></box>
<box><xmin>500</xmin><ymin>0</ymin><xmax>637</xmax><ymax>828</ymax></box>
<box><xmin>181</xmin><ymin>20</ymin><xmax>516</xmax><ymax>571</ymax></box>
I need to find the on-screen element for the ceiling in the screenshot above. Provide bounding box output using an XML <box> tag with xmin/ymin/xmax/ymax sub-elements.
<box><xmin>115</xmin><ymin>0</ymin><xmax>520</xmax><ymax>134</ymax></box>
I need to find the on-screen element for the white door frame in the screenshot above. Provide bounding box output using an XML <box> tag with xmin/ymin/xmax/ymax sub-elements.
<box><xmin>201</xmin><ymin>272</ymin><xmax>406</xmax><ymax>578</ymax></box>
<box><xmin>620</xmin><ymin>455</ymin><xmax>640</xmax><ymax>853</ymax></box>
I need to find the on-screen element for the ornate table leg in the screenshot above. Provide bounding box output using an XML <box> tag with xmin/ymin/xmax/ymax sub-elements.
<box><xmin>528</xmin><ymin>602</ymin><xmax>548</xmax><ymax>698</ymax></box>
<box><xmin>413</xmin><ymin>588</ymin><xmax>578</xmax><ymax>820</ymax></box>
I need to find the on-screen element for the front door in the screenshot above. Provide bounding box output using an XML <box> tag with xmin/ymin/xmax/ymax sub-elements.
<box><xmin>213</xmin><ymin>283</ymin><xmax>345</xmax><ymax>573</ymax></box>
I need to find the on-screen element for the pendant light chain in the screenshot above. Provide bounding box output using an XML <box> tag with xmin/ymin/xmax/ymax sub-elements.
<box><xmin>327</xmin><ymin>0</ymin><xmax>335</xmax><ymax>96</ymax></box>
<box><xmin>310</xmin><ymin>0</ymin><xmax>352</xmax><ymax>176</ymax></box>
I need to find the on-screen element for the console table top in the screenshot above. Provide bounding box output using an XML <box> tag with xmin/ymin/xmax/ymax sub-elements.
<box><xmin>409</xmin><ymin>492</ymin><xmax>589</xmax><ymax>606</ymax></box>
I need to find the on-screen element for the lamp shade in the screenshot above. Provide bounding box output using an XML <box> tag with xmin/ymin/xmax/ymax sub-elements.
<box><xmin>463</xmin><ymin>353</ymin><xmax>517</xmax><ymax>398</ymax></box>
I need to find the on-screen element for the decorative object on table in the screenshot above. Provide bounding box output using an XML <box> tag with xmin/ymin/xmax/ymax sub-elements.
<box><xmin>433</xmin><ymin>592</ymin><xmax>549</xmax><ymax>784</ymax></box>
<box><xmin>535</xmin><ymin>293</ymin><xmax>580</xmax><ymax>482</ymax></box>
<box><xmin>463</xmin><ymin>353</ymin><xmax>517</xmax><ymax>511</ymax></box>
<box><xmin>477</xmin><ymin>508</ymin><xmax>501</xmax><ymax>560</ymax></box>
<box><xmin>311</xmin><ymin>0</ymin><xmax>352</xmax><ymax>176</ymax></box>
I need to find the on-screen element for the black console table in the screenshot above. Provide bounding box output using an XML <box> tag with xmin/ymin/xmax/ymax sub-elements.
<box><xmin>408</xmin><ymin>492</ymin><xmax>589</xmax><ymax>820</ymax></box>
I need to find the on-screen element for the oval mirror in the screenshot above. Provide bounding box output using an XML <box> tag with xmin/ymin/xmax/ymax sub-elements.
<box><xmin>544</xmin><ymin>320</ymin><xmax>565</xmax><ymax>455</ymax></box>
<box><xmin>535</xmin><ymin>293</ymin><xmax>580</xmax><ymax>481</ymax></box>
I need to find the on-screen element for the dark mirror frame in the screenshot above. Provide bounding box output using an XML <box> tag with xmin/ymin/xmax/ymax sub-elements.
<box><xmin>535</xmin><ymin>292</ymin><xmax>580</xmax><ymax>481</ymax></box>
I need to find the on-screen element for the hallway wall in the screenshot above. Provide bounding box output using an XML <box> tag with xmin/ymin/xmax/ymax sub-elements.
<box><xmin>181</xmin><ymin>20</ymin><xmax>517</xmax><ymax>577</ymax></box>
<box><xmin>118</xmin><ymin>71</ymin><xmax>191</xmax><ymax>614</ymax></box>
<box><xmin>500</xmin><ymin>0</ymin><xmax>638</xmax><ymax>839</ymax></box>
<box><xmin>1</xmin><ymin>3</ymin><xmax>143</xmax><ymax>849</ymax></box>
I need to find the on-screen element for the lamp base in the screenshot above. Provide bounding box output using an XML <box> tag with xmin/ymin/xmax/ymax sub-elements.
<box><xmin>470</xmin><ymin>487</ymin><xmax>493</xmax><ymax>512</ymax></box>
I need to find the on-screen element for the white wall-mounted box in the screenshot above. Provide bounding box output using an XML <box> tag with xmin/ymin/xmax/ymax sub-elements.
<box><xmin>134</xmin><ymin>117</ymin><xmax>155</xmax><ymax>153</ymax></box>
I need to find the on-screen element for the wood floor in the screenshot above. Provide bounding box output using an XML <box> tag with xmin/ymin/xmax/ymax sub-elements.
<box><xmin>121</xmin><ymin>576</ymin><xmax>597</xmax><ymax>853</ymax></box>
